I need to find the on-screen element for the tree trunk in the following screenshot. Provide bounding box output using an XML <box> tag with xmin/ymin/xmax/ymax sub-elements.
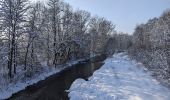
<box><xmin>24</xmin><ymin>38</ymin><xmax>31</xmax><ymax>70</ymax></box>
<box><xmin>31</xmin><ymin>39</ymin><xmax>34</xmax><ymax>69</ymax></box>
<box><xmin>53</xmin><ymin>9</ymin><xmax>57</xmax><ymax>67</ymax></box>
<box><xmin>9</xmin><ymin>26</ymin><xmax>16</xmax><ymax>78</ymax></box>
<box><xmin>13</xmin><ymin>42</ymin><xmax>16</xmax><ymax>74</ymax></box>
<box><xmin>47</xmin><ymin>32</ymin><xmax>50</xmax><ymax>66</ymax></box>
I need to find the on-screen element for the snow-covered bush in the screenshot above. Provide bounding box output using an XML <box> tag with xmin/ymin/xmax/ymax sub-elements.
<box><xmin>129</xmin><ymin>9</ymin><xmax>170</xmax><ymax>87</ymax></box>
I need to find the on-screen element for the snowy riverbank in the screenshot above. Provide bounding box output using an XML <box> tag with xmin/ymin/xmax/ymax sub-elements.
<box><xmin>69</xmin><ymin>53</ymin><xmax>170</xmax><ymax>100</ymax></box>
<box><xmin>0</xmin><ymin>58</ymin><xmax>86</xmax><ymax>100</ymax></box>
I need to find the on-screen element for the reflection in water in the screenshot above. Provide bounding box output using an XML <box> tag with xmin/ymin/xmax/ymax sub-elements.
<box><xmin>9</xmin><ymin>56</ymin><xmax>105</xmax><ymax>100</ymax></box>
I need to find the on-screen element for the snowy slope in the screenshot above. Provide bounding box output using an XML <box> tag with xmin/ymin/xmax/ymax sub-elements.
<box><xmin>0</xmin><ymin>59</ymin><xmax>85</xmax><ymax>100</ymax></box>
<box><xmin>69</xmin><ymin>53</ymin><xmax>170</xmax><ymax>100</ymax></box>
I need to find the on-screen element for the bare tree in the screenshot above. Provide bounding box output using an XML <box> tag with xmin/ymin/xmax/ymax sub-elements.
<box><xmin>0</xmin><ymin>0</ymin><xmax>29</xmax><ymax>78</ymax></box>
<box><xmin>48</xmin><ymin>0</ymin><xmax>62</xmax><ymax>67</ymax></box>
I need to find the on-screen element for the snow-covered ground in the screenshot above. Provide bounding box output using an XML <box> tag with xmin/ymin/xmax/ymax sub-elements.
<box><xmin>0</xmin><ymin>59</ymin><xmax>85</xmax><ymax>100</ymax></box>
<box><xmin>69</xmin><ymin>53</ymin><xmax>170</xmax><ymax>100</ymax></box>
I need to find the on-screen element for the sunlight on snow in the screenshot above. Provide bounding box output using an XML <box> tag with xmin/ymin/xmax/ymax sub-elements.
<box><xmin>129</xmin><ymin>96</ymin><xmax>142</xmax><ymax>100</ymax></box>
<box><xmin>69</xmin><ymin>53</ymin><xmax>170</xmax><ymax>100</ymax></box>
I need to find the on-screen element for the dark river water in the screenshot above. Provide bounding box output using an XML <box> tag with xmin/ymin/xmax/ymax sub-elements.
<box><xmin>8</xmin><ymin>55</ymin><xmax>106</xmax><ymax>100</ymax></box>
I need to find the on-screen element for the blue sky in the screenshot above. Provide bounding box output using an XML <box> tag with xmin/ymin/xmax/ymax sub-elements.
<box><xmin>63</xmin><ymin>0</ymin><xmax>170</xmax><ymax>34</ymax></box>
<box><xmin>34</xmin><ymin>0</ymin><xmax>170</xmax><ymax>34</ymax></box>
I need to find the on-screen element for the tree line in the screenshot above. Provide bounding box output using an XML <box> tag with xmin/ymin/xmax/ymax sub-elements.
<box><xmin>130</xmin><ymin>10</ymin><xmax>170</xmax><ymax>86</ymax></box>
<box><xmin>0</xmin><ymin>0</ymin><xmax>124</xmax><ymax>79</ymax></box>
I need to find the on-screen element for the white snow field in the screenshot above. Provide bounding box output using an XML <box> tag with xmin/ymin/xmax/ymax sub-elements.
<box><xmin>69</xmin><ymin>53</ymin><xmax>170</xmax><ymax>100</ymax></box>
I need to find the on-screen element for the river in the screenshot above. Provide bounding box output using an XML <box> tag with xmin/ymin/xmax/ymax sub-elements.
<box><xmin>8</xmin><ymin>55</ymin><xmax>106</xmax><ymax>100</ymax></box>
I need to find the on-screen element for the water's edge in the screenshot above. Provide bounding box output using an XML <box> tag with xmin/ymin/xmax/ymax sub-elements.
<box><xmin>8</xmin><ymin>55</ymin><xmax>106</xmax><ymax>100</ymax></box>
